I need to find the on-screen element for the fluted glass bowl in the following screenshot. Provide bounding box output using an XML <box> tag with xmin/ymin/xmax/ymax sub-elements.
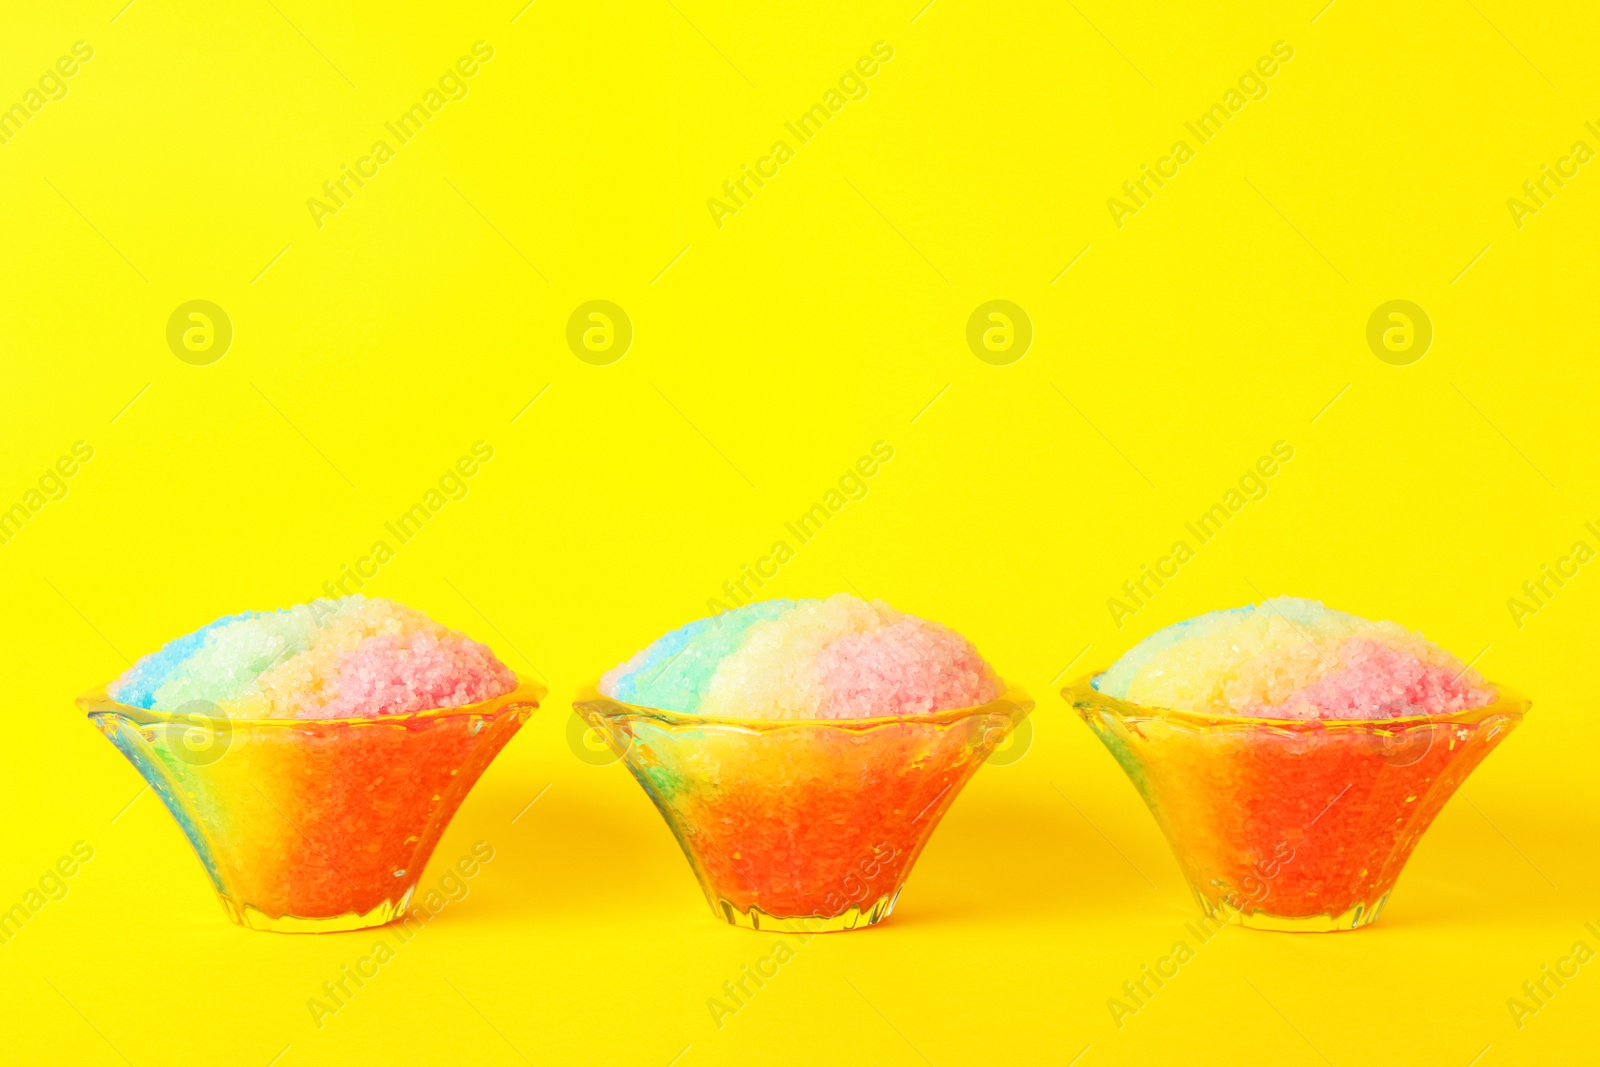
<box><xmin>1066</xmin><ymin>673</ymin><xmax>1528</xmax><ymax>931</ymax></box>
<box><xmin>574</xmin><ymin>685</ymin><xmax>1033</xmax><ymax>931</ymax></box>
<box><xmin>80</xmin><ymin>676</ymin><xmax>543</xmax><ymax>932</ymax></box>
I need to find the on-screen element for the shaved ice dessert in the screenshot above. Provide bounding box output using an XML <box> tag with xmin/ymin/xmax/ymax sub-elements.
<box><xmin>1094</xmin><ymin>597</ymin><xmax>1496</xmax><ymax>719</ymax></box>
<box><xmin>82</xmin><ymin>596</ymin><xmax>541</xmax><ymax>932</ymax></box>
<box><xmin>1070</xmin><ymin>597</ymin><xmax>1527</xmax><ymax>931</ymax></box>
<box><xmin>110</xmin><ymin>596</ymin><xmax>517</xmax><ymax>718</ymax></box>
<box><xmin>600</xmin><ymin>593</ymin><xmax>1001</xmax><ymax>718</ymax></box>
<box><xmin>581</xmin><ymin>594</ymin><xmax>1028</xmax><ymax>931</ymax></box>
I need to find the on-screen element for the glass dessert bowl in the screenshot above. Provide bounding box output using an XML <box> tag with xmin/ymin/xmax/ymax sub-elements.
<box><xmin>1066</xmin><ymin>674</ymin><xmax>1528</xmax><ymax>931</ymax></box>
<box><xmin>574</xmin><ymin>685</ymin><xmax>1032</xmax><ymax>931</ymax></box>
<box><xmin>82</xmin><ymin>676</ymin><xmax>542</xmax><ymax>932</ymax></box>
<box><xmin>82</xmin><ymin>595</ymin><xmax>540</xmax><ymax>934</ymax></box>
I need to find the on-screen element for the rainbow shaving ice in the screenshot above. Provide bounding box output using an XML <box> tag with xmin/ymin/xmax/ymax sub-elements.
<box><xmin>92</xmin><ymin>597</ymin><xmax>530</xmax><ymax>930</ymax></box>
<box><xmin>1094</xmin><ymin>596</ymin><xmax>1494</xmax><ymax>719</ymax></box>
<box><xmin>1077</xmin><ymin>597</ymin><xmax>1515</xmax><ymax>930</ymax></box>
<box><xmin>110</xmin><ymin>596</ymin><xmax>516</xmax><ymax>719</ymax></box>
<box><xmin>591</xmin><ymin>594</ymin><xmax>1019</xmax><ymax>929</ymax></box>
<box><xmin>601</xmin><ymin>593</ymin><xmax>1001</xmax><ymax>718</ymax></box>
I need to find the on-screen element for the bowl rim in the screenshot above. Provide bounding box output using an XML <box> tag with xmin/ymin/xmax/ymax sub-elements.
<box><xmin>1063</xmin><ymin>670</ymin><xmax>1530</xmax><ymax>730</ymax></box>
<box><xmin>573</xmin><ymin>683</ymin><xmax>1033</xmax><ymax>731</ymax></box>
<box><xmin>77</xmin><ymin>673</ymin><xmax>547</xmax><ymax>728</ymax></box>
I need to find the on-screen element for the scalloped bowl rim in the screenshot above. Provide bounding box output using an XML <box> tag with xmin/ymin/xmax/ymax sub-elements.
<box><xmin>574</xmin><ymin>683</ymin><xmax>1033</xmax><ymax>731</ymax></box>
<box><xmin>77</xmin><ymin>674</ymin><xmax>547</xmax><ymax>728</ymax></box>
<box><xmin>1064</xmin><ymin>670</ymin><xmax>1529</xmax><ymax>731</ymax></box>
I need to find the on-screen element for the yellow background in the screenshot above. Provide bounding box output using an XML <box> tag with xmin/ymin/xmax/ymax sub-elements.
<box><xmin>2</xmin><ymin>1</ymin><xmax>1598</xmax><ymax>1063</ymax></box>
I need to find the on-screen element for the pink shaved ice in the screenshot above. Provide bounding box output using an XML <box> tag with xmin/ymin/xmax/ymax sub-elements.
<box><xmin>1252</xmin><ymin>639</ymin><xmax>1495</xmax><ymax>720</ymax></box>
<box><xmin>297</xmin><ymin>631</ymin><xmax>516</xmax><ymax>719</ymax></box>
<box><xmin>817</xmin><ymin>618</ymin><xmax>1001</xmax><ymax>717</ymax></box>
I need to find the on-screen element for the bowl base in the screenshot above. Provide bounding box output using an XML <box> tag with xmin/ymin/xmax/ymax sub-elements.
<box><xmin>219</xmin><ymin>890</ymin><xmax>416</xmax><ymax>934</ymax></box>
<box><xmin>714</xmin><ymin>891</ymin><xmax>900</xmax><ymax>933</ymax></box>
<box><xmin>1199</xmin><ymin>890</ymin><xmax>1388</xmax><ymax>933</ymax></box>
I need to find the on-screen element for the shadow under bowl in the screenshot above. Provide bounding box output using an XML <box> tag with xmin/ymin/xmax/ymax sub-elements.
<box><xmin>1065</xmin><ymin>673</ymin><xmax>1528</xmax><ymax>931</ymax></box>
<box><xmin>80</xmin><ymin>676</ymin><xmax>544</xmax><ymax>933</ymax></box>
<box><xmin>573</xmin><ymin>686</ymin><xmax>1033</xmax><ymax>932</ymax></box>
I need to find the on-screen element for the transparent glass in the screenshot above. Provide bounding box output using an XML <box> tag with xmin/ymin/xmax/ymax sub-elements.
<box><xmin>1066</xmin><ymin>674</ymin><xmax>1528</xmax><ymax>931</ymax></box>
<box><xmin>80</xmin><ymin>677</ymin><xmax>544</xmax><ymax>933</ymax></box>
<box><xmin>573</xmin><ymin>686</ymin><xmax>1033</xmax><ymax>931</ymax></box>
